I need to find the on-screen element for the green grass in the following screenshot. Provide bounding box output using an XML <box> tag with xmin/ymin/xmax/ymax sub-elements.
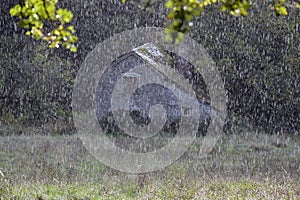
<box><xmin>0</xmin><ymin>132</ymin><xmax>299</xmax><ymax>199</ymax></box>
<box><xmin>1</xmin><ymin>178</ymin><xmax>299</xmax><ymax>199</ymax></box>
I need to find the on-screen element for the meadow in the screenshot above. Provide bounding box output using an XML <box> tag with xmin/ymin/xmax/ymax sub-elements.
<box><xmin>0</xmin><ymin>131</ymin><xmax>299</xmax><ymax>199</ymax></box>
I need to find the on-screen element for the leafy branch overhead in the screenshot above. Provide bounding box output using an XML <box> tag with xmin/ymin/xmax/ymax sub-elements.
<box><xmin>10</xmin><ymin>0</ymin><xmax>78</xmax><ymax>52</ymax></box>
<box><xmin>10</xmin><ymin>0</ymin><xmax>299</xmax><ymax>51</ymax></box>
<box><xmin>125</xmin><ymin>0</ymin><xmax>299</xmax><ymax>33</ymax></box>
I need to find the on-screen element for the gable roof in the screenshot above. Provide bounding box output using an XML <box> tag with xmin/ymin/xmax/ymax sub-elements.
<box><xmin>132</xmin><ymin>43</ymin><xmax>211</xmax><ymax>105</ymax></box>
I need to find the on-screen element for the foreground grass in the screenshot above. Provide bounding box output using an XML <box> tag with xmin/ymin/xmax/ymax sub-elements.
<box><xmin>1</xmin><ymin>178</ymin><xmax>299</xmax><ymax>199</ymax></box>
<box><xmin>0</xmin><ymin>132</ymin><xmax>299</xmax><ymax>199</ymax></box>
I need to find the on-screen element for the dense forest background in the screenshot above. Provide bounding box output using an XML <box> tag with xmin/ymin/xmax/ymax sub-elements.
<box><xmin>0</xmin><ymin>0</ymin><xmax>299</xmax><ymax>135</ymax></box>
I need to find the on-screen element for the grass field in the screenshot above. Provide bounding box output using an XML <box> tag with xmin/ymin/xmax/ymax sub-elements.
<box><xmin>0</xmin><ymin>132</ymin><xmax>299</xmax><ymax>199</ymax></box>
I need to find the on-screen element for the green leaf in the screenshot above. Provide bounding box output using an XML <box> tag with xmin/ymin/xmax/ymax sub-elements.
<box><xmin>275</xmin><ymin>6</ymin><xmax>288</xmax><ymax>15</ymax></box>
<box><xmin>45</xmin><ymin>2</ymin><xmax>57</xmax><ymax>19</ymax></box>
<box><xmin>166</xmin><ymin>1</ymin><xmax>173</xmax><ymax>9</ymax></box>
<box><xmin>67</xmin><ymin>26</ymin><xmax>75</xmax><ymax>33</ymax></box>
<box><xmin>70</xmin><ymin>46</ymin><xmax>77</xmax><ymax>52</ymax></box>
<box><xmin>10</xmin><ymin>5</ymin><xmax>22</xmax><ymax>16</ymax></box>
<box><xmin>56</xmin><ymin>9</ymin><xmax>73</xmax><ymax>23</ymax></box>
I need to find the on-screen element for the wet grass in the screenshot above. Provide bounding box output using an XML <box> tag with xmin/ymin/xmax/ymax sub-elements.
<box><xmin>1</xmin><ymin>179</ymin><xmax>299</xmax><ymax>199</ymax></box>
<box><xmin>0</xmin><ymin>132</ymin><xmax>299</xmax><ymax>199</ymax></box>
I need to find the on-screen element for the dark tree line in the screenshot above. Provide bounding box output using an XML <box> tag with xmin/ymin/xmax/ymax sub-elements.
<box><xmin>0</xmin><ymin>0</ymin><xmax>299</xmax><ymax>134</ymax></box>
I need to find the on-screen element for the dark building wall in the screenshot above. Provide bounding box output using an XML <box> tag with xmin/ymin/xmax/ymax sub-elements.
<box><xmin>95</xmin><ymin>48</ymin><xmax>212</xmax><ymax>136</ymax></box>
